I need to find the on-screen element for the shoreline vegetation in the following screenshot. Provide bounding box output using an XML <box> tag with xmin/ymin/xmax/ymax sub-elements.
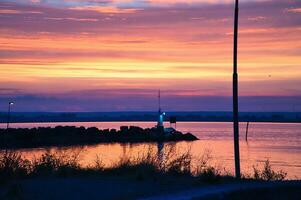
<box><xmin>0</xmin><ymin>148</ymin><xmax>287</xmax><ymax>184</ymax></box>
<box><xmin>0</xmin><ymin>149</ymin><xmax>297</xmax><ymax>199</ymax></box>
<box><xmin>0</xmin><ymin>126</ymin><xmax>198</xmax><ymax>149</ymax></box>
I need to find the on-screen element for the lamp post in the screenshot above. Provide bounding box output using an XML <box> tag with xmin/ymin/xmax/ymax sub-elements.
<box><xmin>7</xmin><ymin>102</ymin><xmax>14</xmax><ymax>129</ymax></box>
<box><xmin>233</xmin><ymin>0</ymin><xmax>241</xmax><ymax>178</ymax></box>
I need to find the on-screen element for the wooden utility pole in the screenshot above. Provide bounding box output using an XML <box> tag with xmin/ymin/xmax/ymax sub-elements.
<box><xmin>233</xmin><ymin>0</ymin><xmax>241</xmax><ymax>179</ymax></box>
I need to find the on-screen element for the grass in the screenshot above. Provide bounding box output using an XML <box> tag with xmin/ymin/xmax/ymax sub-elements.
<box><xmin>252</xmin><ymin>160</ymin><xmax>287</xmax><ymax>181</ymax></box>
<box><xmin>0</xmin><ymin>148</ymin><xmax>287</xmax><ymax>185</ymax></box>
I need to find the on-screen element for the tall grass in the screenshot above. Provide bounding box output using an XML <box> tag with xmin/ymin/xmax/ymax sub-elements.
<box><xmin>0</xmin><ymin>148</ymin><xmax>287</xmax><ymax>184</ymax></box>
<box><xmin>31</xmin><ymin>150</ymin><xmax>81</xmax><ymax>177</ymax></box>
<box><xmin>253</xmin><ymin>160</ymin><xmax>287</xmax><ymax>181</ymax></box>
<box><xmin>0</xmin><ymin>151</ymin><xmax>30</xmax><ymax>182</ymax></box>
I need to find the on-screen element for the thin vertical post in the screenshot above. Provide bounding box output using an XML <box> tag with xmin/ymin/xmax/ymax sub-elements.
<box><xmin>245</xmin><ymin>121</ymin><xmax>249</xmax><ymax>141</ymax></box>
<box><xmin>157</xmin><ymin>90</ymin><xmax>163</xmax><ymax>128</ymax></box>
<box><xmin>233</xmin><ymin>0</ymin><xmax>241</xmax><ymax>179</ymax></box>
<box><xmin>7</xmin><ymin>103</ymin><xmax>11</xmax><ymax>129</ymax></box>
<box><xmin>158</xmin><ymin>90</ymin><xmax>161</xmax><ymax>112</ymax></box>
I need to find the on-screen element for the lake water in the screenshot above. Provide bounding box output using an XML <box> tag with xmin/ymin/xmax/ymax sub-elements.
<box><xmin>1</xmin><ymin>122</ymin><xmax>301</xmax><ymax>179</ymax></box>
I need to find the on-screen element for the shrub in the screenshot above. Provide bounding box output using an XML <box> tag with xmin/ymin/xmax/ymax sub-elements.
<box><xmin>94</xmin><ymin>155</ymin><xmax>105</xmax><ymax>171</ymax></box>
<box><xmin>109</xmin><ymin>149</ymin><xmax>159</xmax><ymax>179</ymax></box>
<box><xmin>32</xmin><ymin>150</ymin><xmax>81</xmax><ymax>176</ymax></box>
<box><xmin>253</xmin><ymin>160</ymin><xmax>287</xmax><ymax>181</ymax></box>
<box><xmin>0</xmin><ymin>151</ymin><xmax>30</xmax><ymax>182</ymax></box>
<box><xmin>164</xmin><ymin>152</ymin><xmax>192</xmax><ymax>176</ymax></box>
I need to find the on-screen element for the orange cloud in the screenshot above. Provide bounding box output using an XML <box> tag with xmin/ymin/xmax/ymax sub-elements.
<box><xmin>44</xmin><ymin>17</ymin><xmax>99</xmax><ymax>22</ymax></box>
<box><xmin>0</xmin><ymin>9</ymin><xmax>42</xmax><ymax>14</ymax></box>
<box><xmin>0</xmin><ymin>0</ymin><xmax>301</xmax><ymax>100</ymax></box>
<box><xmin>69</xmin><ymin>6</ymin><xmax>142</xmax><ymax>14</ymax></box>
<box><xmin>286</xmin><ymin>8</ymin><xmax>301</xmax><ymax>13</ymax></box>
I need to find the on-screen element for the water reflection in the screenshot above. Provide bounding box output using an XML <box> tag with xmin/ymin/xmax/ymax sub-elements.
<box><xmin>0</xmin><ymin>122</ymin><xmax>300</xmax><ymax>179</ymax></box>
<box><xmin>157</xmin><ymin>142</ymin><xmax>164</xmax><ymax>167</ymax></box>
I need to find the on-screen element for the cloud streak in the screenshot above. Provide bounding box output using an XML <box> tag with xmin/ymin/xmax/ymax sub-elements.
<box><xmin>0</xmin><ymin>0</ymin><xmax>301</xmax><ymax>111</ymax></box>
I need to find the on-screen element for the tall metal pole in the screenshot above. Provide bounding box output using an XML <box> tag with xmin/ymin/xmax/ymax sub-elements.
<box><xmin>157</xmin><ymin>90</ymin><xmax>162</xmax><ymax>128</ymax></box>
<box><xmin>233</xmin><ymin>0</ymin><xmax>241</xmax><ymax>179</ymax></box>
<box><xmin>7</xmin><ymin>102</ymin><xmax>13</xmax><ymax>129</ymax></box>
<box><xmin>158</xmin><ymin>89</ymin><xmax>161</xmax><ymax>113</ymax></box>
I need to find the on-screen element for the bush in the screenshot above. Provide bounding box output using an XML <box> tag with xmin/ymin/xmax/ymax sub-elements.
<box><xmin>164</xmin><ymin>152</ymin><xmax>192</xmax><ymax>176</ymax></box>
<box><xmin>0</xmin><ymin>151</ymin><xmax>30</xmax><ymax>182</ymax></box>
<box><xmin>197</xmin><ymin>166</ymin><xmax>222</xmax><ymax>183</ymax></box>
<box><xmin>108</xmin><ymin>148</ymin><xmax>160</xmax><ymax>179</ymax></box>
<box><xmin>253</xmin><ymin>160</ymin><xmax>287</xmax><ymax>181</ymax></box>
<box><xmin>32</xmin><ymin>150</ymin><xmax>81</xmax><ymax>177</ymax></box>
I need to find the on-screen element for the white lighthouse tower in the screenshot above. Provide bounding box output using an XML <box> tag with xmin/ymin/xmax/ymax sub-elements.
<box><xmin>157</xmin><ymin>90</ymin><xmax>165</xmax><ymax>128</ymax></box>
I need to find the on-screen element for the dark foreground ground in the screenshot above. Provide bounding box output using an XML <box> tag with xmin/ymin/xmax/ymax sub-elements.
<box><xmin>202</xmin><ymin>185</ymin><xmax>301</xmax><ymax>200</ymax></box>
<box><xmin>1</xmin><ymin>178</ymin><xmax>300</xmax><ymax>200</ymax></box>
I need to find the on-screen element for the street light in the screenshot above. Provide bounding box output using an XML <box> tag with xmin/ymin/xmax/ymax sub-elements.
<box><xmin>7</xmin><ymin>102</ymin><xmax>14</xmax><ymax>129</ymax></box>
<box><xmin>233</xmin><ymin>0</ymin><xmax>241</xmax><ymax>178</ymax></box>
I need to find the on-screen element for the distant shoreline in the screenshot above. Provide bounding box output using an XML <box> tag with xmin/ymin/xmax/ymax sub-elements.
<box><xmin>1</xmin><ymin>111</ymin><xmax>300</xmax><ymax>124</ymax></box>
<box><xmin>0</xmin><ymin>120</ymin><xmax>300</xmax><ymax>125</ymax></box>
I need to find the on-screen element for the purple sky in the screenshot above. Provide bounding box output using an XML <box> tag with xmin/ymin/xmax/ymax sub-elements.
<box><xmin>0</xmin><ymin>0</ymin><xmax>301</xmax><ymax>112</ymax></box>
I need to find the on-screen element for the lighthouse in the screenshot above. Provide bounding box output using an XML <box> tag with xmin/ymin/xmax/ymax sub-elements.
<box><xmin>157</xmin><ymin>90</ymin><xmax>165</xmax><ymax>129</ymax></box>
<box><xmin>155</xmin><ymin>90</ymin><xmax>176</xmax><ymax>135</ymax></box>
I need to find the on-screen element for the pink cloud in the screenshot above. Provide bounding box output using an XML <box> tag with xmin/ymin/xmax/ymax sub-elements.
<box><xmin>0</xmin><ymin>0</ymin><xmax>301</xmax><ymax>111</ymax></box>
<box><xmin>69</xmin><ymin>6</ymin><xmax>142</xmax><ymax>13</ymax></box>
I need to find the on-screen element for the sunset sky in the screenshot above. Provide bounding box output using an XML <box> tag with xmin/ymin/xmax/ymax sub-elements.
<box><xmin>0</xmin><ymin>0</ymin><xmax>300</xmax><ymax>112</ymax></box>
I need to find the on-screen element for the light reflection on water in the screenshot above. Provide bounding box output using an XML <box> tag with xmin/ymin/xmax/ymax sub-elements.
<box><xmin>1</xmin><ymin>122</ymin><xmax>301</xmax><ymax>179</ymax></box>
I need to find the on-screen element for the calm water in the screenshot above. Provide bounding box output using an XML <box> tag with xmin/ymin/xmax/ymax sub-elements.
<box><xmin>1</xmin><ymin>122</ymin><xmax>301</xmax><ymax>179</ymax></box>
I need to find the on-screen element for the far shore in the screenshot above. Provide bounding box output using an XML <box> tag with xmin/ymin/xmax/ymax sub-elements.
<box><xmin>0</xmin><ymin>120</ymin><xmax>301</xmax><ymax>125</ymax></box>
<box><xmin>0</xmin><ymin>111</ymin><xmax>300</xmax><ymax>125</ymax></box>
